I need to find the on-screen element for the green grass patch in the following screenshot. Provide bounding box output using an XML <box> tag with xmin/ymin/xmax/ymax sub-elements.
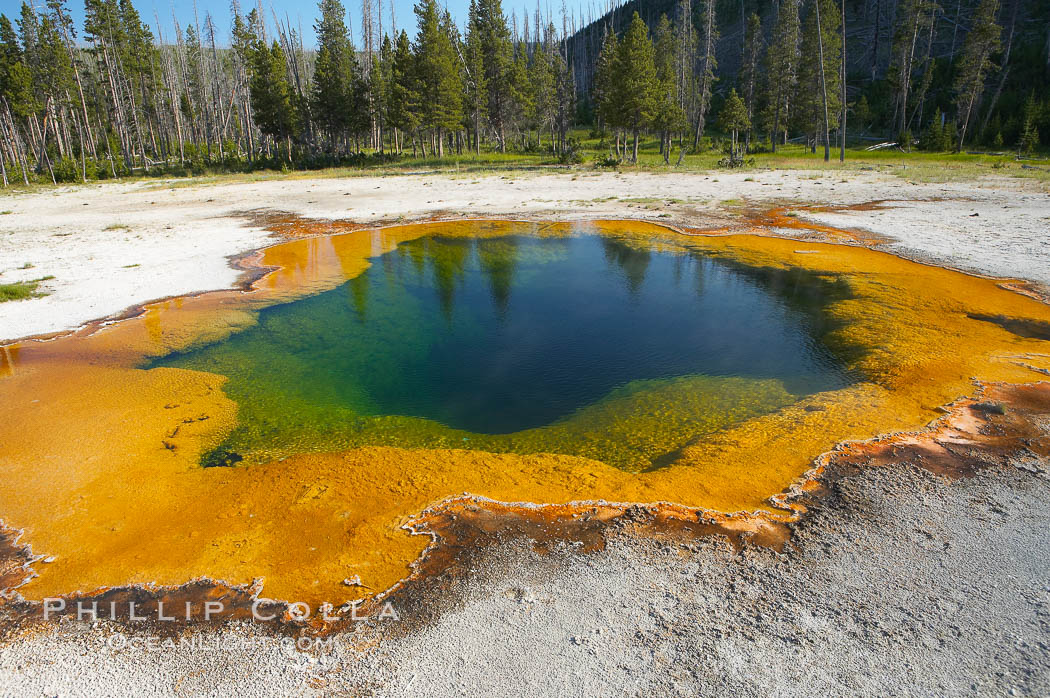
<box><xmin>6</xmin><ymin>131</ymin><xmax>1049</xmax><ymax>194</ymax></box>
<box><xmin>132</xmin><ymin>142</ymin><xmax>1047</xmax><ymax>186</ymax></box>
<box><xmin>0</xmin><ymin>276</ymin><xmax>53</xmax><ymax>302</ymax></box>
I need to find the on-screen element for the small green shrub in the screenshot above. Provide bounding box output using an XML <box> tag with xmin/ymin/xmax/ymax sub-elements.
<box><xmin>558</xmin><ymin>138</ymin><xmax>584</xmax><ymax>165</ymax></box>
<box><xmin>52</xmin><ymin>158</ymin><xmax>80</xmax><ymax>183</ymax></box>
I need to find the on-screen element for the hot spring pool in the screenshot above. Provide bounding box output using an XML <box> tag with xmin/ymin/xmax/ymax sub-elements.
<box><xmin>150</xmin><ymin>227</ymin><xmax>854</xmax><ymax>470</ymax></box>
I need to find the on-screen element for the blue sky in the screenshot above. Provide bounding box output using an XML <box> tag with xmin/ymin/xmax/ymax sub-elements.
<box><xmin>0</xmin><ymin>0</ymin><xmax>598</xmax><ymax>47</ymax></box>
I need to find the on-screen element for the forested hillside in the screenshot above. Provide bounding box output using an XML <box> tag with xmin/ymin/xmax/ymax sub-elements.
<box><xmin>570</xmin><ymin>0</ymin><xmax>1050</xmax><ymax>150</ymax></box>
<box><xmin>0</xmin><ymin>0</ymin><xmax>1046</xmax><ymax>184</ymax></box>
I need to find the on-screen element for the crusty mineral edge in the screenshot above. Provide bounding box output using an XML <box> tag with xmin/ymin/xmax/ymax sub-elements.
<box><xmin>2</xmin><ymin>215</ymin><xmax>1050</xmax><ymax>620</ymax></box>
<box><xmin>2</xmin><ymin>379</ymin><xmax>1046</xmax><ymax>636</ymax></box>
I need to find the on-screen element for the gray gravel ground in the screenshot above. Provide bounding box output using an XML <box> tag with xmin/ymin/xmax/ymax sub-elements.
<box><xmin>2</xmin><ymin>458</ymin><xmax>1048</xmax><ymax>697</ymax></box>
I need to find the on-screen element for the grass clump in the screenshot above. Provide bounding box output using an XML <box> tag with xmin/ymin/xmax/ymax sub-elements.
<box><xmin>0</xmin><ymin>276</ymin><xmax>54</xmax><ymax>302</ymax></box>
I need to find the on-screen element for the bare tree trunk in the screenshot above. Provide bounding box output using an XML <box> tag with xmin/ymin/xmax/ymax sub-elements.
<box><xmin>870</xmin><ymin>0</ymin><xmax>881</xmax><ymax>79</ymax></box>
<box><xmin>1045</xmin><ymin>19</ymin><xmax>1050</xmax><ymax>77</ymax></box>
<box><xmin>0</xmin><ymin>133</ymin><xmax>7</xmax><ymax>186</ymax></box>
<box><xmin>949</xmin><ymin>0</ymin><xmax>963</xmax><ymax>61</ymax></box>
<box><xmin>172</xmin><ymin>81</ymin><xmax>186</xmax><ymax>164</ymax></box>
<box><xmin>841</xmin><ymin>0</ymin><xmax>847</xmax><ymax>161</ymax></box>
<box><xmin>896</xmin><ymin>10</ymin><xmax>922</xmax><ymax>137</ymax></box>
<box><xmin>692</xmin><ymin>0</ymin><xmax>716</xmax><ymax>149</ymax></box>
<box><xmin>675</xmin><ymin>140</ymin><xmax>686</xmax><ymax>166</ymax></box>
<box><xmin>98</xmin><ymin>38</ymin><xmax>133</xmax><ymax>170</ymax></box>
<box><xmin>908</xmin><ymin>6</ymin><xmax>938</xmax><ymax>131</ymax></box>
<box><xmin>0</xmin><ymin>103</ymin><xmax>16</xmax><ymax>184</ymax></box>
<box><xmin>816</xmin><ymin>0</ymin><xmax>831</xmax><ymax>162</ymax></box>
<box><xmin>2</xmin><ymin>117</ymin><xmax>18</xmax><ymax>173</ymax></box>
<box><xmin>244</xmin><ymin>102</ymin><xmax>254</xmax><ymax>161</ymax></box>
<box><xmin>46</xmin><ymin>100</ymin><xmax>67</xmax><ymax>161</ymax></box>
<box><xmin>98</xmin><ymin>115</ymin><xmax>118</xmax><ymax>178</ymax></box>
<box><xmin>29</xmin><ymin>115</ymin><xmax>42</xmax><ymax>172</ymax></box>
<box><xmin>979</xmin><ymin>0</ymin><xmax>1018</xmax><ymax>138</ymax></box>
<box><xmin>957</xmin><ymin>82</ymin><xmax>982</xmax><ymax>151</ymax></box>
<box><xmin>37</xmin><ymin>103</ymin><xmax>57</xmax><ymax>184</ymax></box>
<box><xmin>8</xmin><ymin>103</ymin><xmax>32</xmax><ymax>185</ymax></box>
<box><xmin>54</xmin><ymin>6</ymin><xmax>95</xmax><ymax>160</ymax></box>
<box><xmin>772</xmin><ymin>87</ymin><xmax>782</xmax><ymax>153</ymax></box>
<box><xmin>74</xmin><ymin>111</ymin><xmax>87</xmax><ymax>182</ymax></box>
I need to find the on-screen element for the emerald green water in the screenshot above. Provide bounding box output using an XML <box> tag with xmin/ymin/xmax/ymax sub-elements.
<box><xmin>151</xmin><ymin>229</ymin><xmax>854</xmax><ymax>470</ymax></box>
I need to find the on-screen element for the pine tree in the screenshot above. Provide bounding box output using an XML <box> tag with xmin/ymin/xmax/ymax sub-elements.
<box><xmin>476</xmin><ymin>0</ymin><xmax>512</xmax><ymax>152</ymax></box>
<box><xmin>528</xmin><ymin>27</ymin><xmax>555</xmax><ymax>150</ymax></box>
<box><xmin>0</xmin><ymin>15</ymin><xmax>18</xmax><ymax>90</ymax></box>
<box><xmin>853</xmin><ymin>95</ymin><xmax>871</xmax><ymax>131</ymax></box>
<box><xmin>35</xmin><ymin>11</ymin><xmax>77</xmax><ymax>178</ymax></box>
<box><xmin>438</xmin><ymin>9</ymin><xmax>465</xmax><ymax>154</ymax></box>
<box><xmin>117</xmin><ymin>0</ymin><xmax>161</xmax><ymax>165</ymax></box>
<box><xmin>311</xmin><ymin>0</ymin><xmax>359</xmax><ymax>151</ymax></box>
<box><xmin>464</xmin><ymin>0</ymin><xmax>487</xmax><ymax>153</ymax></box>
<box><xmin>652</xmin><ymin>14</ymin><xmax>686</xmax><ymax>164</ymax></box>
<box><xmin>592</xmin><ymin>27</ymin><xmax>619</xmax><ymax>144</ymax></box>
<box><xmin>412</xmin><ymin>0</ymin><xmax>462</xmax><ymax>156</ymax></box>
<box><xmin>764</xmin><ymin>0</ymin><xmax>801</xmax><ymax>150</ymax></box>
<box><xmin>374</xmin><ymin>34</ymin><xmax>393</xmax><ymax>152</ymax></box>
<box><xmin>184</xmin><ymin>24</ymin><xmax>207</xmax><ymax>145</ymax></box>
<box><xmin>387</xmin><ymin>30</ymin><xmax>420</xmax><ymax>154</ymax></box>
<box><xmin>941</xmin><ymin>120</ymin><xmax>956</xmax><ymax>151</ymax></box>
<box><xmin>1018</xmin><ymin>91</ymin><xmax>1040</xmax><ymax>154</ymax></box>
<box><xmin>47</xmin><ymin>0</ymin><xmax>95</xmax><ymax>180</ymax></box>
<box><xmin>982</xmin><ymin>112</ymin><xmax>1002</xmax><ymax>146</ymax></box>
<box><xmin>718</xmin><ymin>88</ymin><xmax>750</xmax><ymax>160</ymax></box>
<box><xmin>230</xmin><ymin>4</ymin><xmax>262</xmax><ymax>160</ymax></box>
<box><xmin>672</xmin><ymin>0</ymin><xmax>697</xmax><ymax>160</ymax></box>
<box><xmin>507</xmin><ymin>41</ymin><xmax>532</xmax><ymax>149</ymax></box>
<box><xmin>5</xmin><ymin>9</ymin><xmax>37</xmax><ymax>124</ymax></box>
<box><xmin>795</xmin><ymin>0</ymin><xmax>841</xmax><ymax>158</ymax></box>
<box><xmin>249</xmin><ymin>40</ymin><xmax>299</xmax><ymax>161</ymax></box>
<box><xmin>617</xmin><ymin>12</ymin><xmax>657</xmax><ymax>163</ymax></box>
<box><xmin>0</xmin><ymin>12</ymin><xmax>32</xmax><ymax>184</ymax></box>
<box><xmin>84</xmin><ymin>0</ymin><xmax>138</xmax><ymax>169</ymax></box>
<box><xmin>691</xmin><ymin>0</ymin><xmax>718</xmax><ymax>149</ymax></box>
<box><xmin>552</xmin><ymin>33</ymin><xmax>575</xmax><ymax>157</ymax></box>
<box><xmin>953</xmin><ymin>0</ymin><xmax>1001</xmax><ymax>150</ymax></box>
<box><xmin>887</xmin><ymin>0</ymin><xmax>935</xmax><ymax>137</ymax></box>
<box><xmin>920</xmin><ymin>109</ymin><xmax>945</xmax><ymax>150</ymax></box>
<box><xmin>739</xmin><ymin>13</ymin><xmax>763</xmax><ymax>149</ymax></box>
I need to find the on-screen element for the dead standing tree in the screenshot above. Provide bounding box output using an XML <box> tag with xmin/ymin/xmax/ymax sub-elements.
<box><xmin>691</xmin><ymin>0</ymin><xmax>717</xmax><ymax>150</ymax></box>
<box><xmin>815</xmin><ymin>0</ymin><xmax>831</xmax><ymax>161</ymax></box>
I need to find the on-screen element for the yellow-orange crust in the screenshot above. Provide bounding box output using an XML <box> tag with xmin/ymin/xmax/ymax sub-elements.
<box><xmin>2</xmin><ymin>219</ymin><xmax>1049</xmax><ymax>607</ymax></box>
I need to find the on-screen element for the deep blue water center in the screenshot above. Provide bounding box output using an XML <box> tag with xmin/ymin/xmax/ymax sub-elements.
<box><xmin>155</xmin><ymin>232</ymin><xmax>849</xmax><ymax>438</ymax></box>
